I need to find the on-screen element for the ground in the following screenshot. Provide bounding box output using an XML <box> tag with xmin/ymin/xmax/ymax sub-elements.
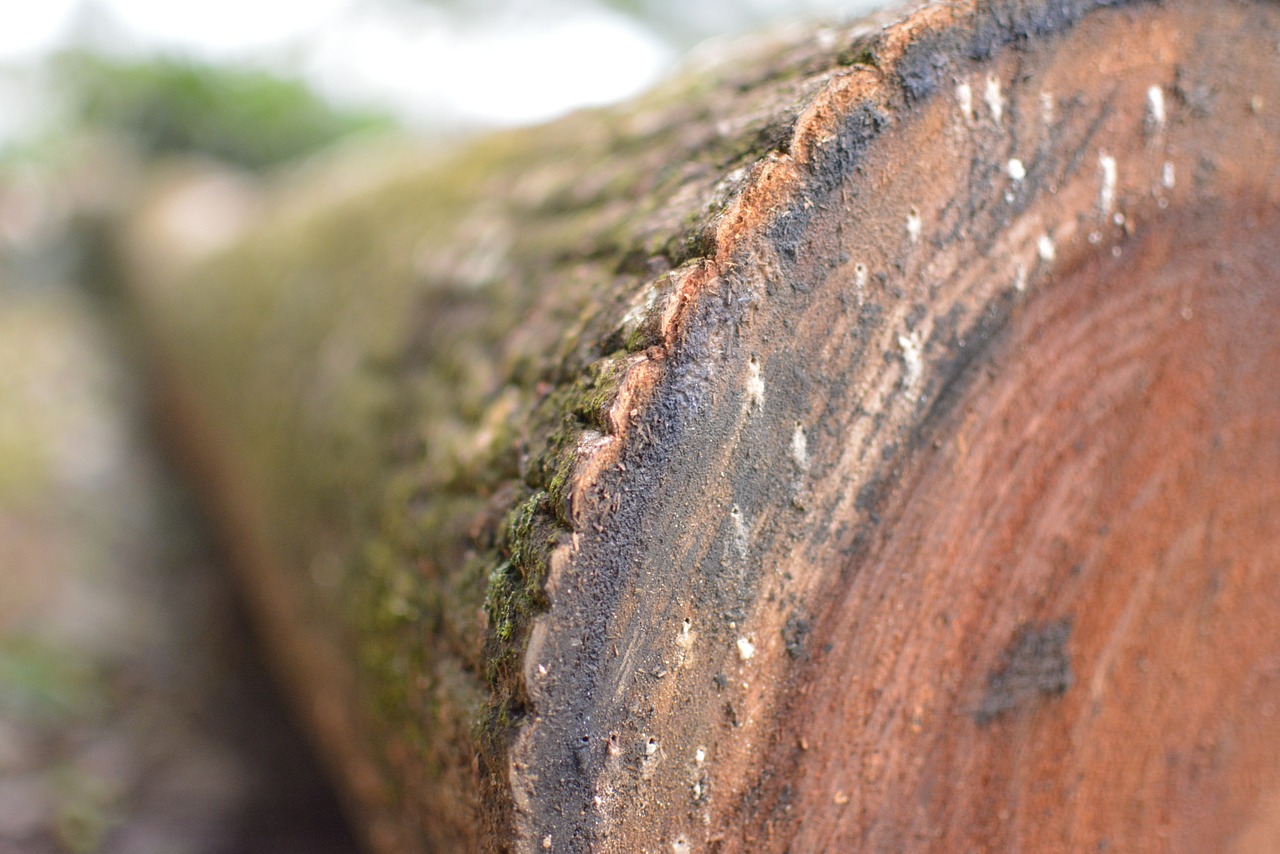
<box><xmin>0</xmin><ymin>280</ymin><xmax>357</xmax><ymax>853</ymax></box>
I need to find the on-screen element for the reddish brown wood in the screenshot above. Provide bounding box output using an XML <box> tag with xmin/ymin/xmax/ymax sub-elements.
<box><xmin>522</xmin><ymin>2</ymin><xmax>1280</xmax><ymax>850</ymax></box>
<box><xmin>765</xmin><ymin>196</ymin><xmax>1280</xmax><ymax>853</ymax></box>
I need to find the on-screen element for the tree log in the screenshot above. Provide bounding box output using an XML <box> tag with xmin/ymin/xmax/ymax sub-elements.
<box><xmin>121</xmin><ymin>1</ymin><xmax>1280</xmax><ymax>851</ymax></box>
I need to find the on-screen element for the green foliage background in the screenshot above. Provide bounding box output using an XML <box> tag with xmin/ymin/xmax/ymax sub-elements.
<box><xmin>53</xmin><ymin>52</ymin><xmax>395</xmax><ymax>171</ymax></box>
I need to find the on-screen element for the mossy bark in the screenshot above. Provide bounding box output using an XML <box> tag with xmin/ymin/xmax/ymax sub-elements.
<box><xmin>123</xmin><ymin>1</ymin><xmax>1280</xmax><ymax>852</ymax></box>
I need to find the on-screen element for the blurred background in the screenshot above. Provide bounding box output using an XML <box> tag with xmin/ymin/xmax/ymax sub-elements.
<box><xmin>0</xmin><ymin>1</ymin><xmax>884</xmax><ymax>851</ymax></box>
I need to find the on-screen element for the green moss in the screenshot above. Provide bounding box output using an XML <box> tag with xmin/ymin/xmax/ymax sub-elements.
<box><xmin>838</xmin><ymin>44</ymin><xmax>881</xmax><ymax>68</ymax></box>
<box><xmin>574</xmin><ymin>356</ymin><xmax>631</xmax><ymax>427</ymax></box>
<box><xmin>505</xmin><ymin>493</ymin><xmax>548</xmax><ymax>574</ymax></box>
<box><xmin>481</xmin><ymin>489</ymin><xmax>556</xmax><ymax>688</ymax></box>
<box><xmin>0</xmin><ymin>636</ymin><xmax>102</xmax><ymax>722</ymax></box>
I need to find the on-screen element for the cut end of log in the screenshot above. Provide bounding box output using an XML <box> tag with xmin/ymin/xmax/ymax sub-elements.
<box><xmin>501</xmin><ymin>1</ymin><xmax>1280</xmax><ymax>850</ymax></box>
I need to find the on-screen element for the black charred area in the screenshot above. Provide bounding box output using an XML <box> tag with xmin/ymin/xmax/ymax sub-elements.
<box><xmin>914</xmin><ymin>289</ymin><xmax>1019</xmax><ymax>447</ymax></box>
<box><xmin>975</xmin><ymin>618</ymin><xmax>1074</xmax><ymax>725</ymax></box>
<box><xmin>897</xmin><ymin>0</ymin><xmax>1158</xmax><ymax>100</ymax></box>
<box><xmin>520</xmin><ymin>354</ymin><xmax>709</xmax><ymax>850</ymax></box>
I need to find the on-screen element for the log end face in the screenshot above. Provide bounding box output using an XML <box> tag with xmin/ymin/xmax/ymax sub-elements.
<box><xmin>504</xmin><ymin>1</ymin><xmax>1280</xmax><ymax>850</ymax></box>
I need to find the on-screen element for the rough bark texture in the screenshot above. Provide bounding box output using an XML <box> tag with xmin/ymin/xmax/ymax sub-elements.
<box><xmin>123</xmin><ymin>1</ymin><xmax>1280</xmax><ymax>851</ymax></box>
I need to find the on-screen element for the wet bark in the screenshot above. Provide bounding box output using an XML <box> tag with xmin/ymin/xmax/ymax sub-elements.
<box><xmin>122</xmin><ymin>1</ymin><xmax>1280</xmax><ymax>851</ymax></box>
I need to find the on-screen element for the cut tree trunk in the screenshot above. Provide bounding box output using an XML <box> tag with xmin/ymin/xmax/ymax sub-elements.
<box><xmin>120</xmin><ymin>1</ymin><xmax>1280</xmax><ymax>851</ymax></box>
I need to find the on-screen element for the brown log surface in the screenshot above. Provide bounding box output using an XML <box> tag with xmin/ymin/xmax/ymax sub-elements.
<box><xmin>124</xmin><ymin>1</ymin><xmax>1280</xmax><ymax>851</ymax></box>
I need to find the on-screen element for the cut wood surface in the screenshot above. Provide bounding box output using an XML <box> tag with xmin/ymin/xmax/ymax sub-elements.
<box><xmin>121</xmin><ymin>1</ymin><xmax>1280</xmax><ymax>851</ymax></box>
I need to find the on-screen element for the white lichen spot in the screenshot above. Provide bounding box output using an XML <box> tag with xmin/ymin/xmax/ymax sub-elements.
<box><xmin>729</xmin><ymin>505</ymin><xmax>749</xmax><ymax>559</ymax></box>
<box><xmin>1146</xmin><ymin>84</ymin><xmax>1166</xmax><ymax>132</ymax></box>
<box><xmin>907</xmin><ymin>207</ymin><xmax>922</xmax><ymax>244</ymax></box>
<box><xmin>1040</xmin><ymin>91</ymin><xmax>1055</xmax><ymax>127</ymax></box>
<box><xmin>853</xmin><ymin>262</ymin><xmax>869</xmax><ymax>294</ymax></box>
<box><xmin>1037</xmin><ymin>234</ymin><xmax>1056</xmax><ymax>263</ymax></box>
<box><xmin>898</xmin><ymin>331</ymin><xmax>923</xmax><ymax>391</ymax></box>
<box><xmin>956</xmin><ymin>79</ymin><xmax>974</xmax><ymax>124</ymax></box>
<box><xmin>737</xmin><ymin>636</ymin><xmax>757</xmax><ymax>661</ymax></box>
<box><xmin>672</xmin><ymin>838</ymin><xmax>692</xmax><ymax>854</ymax></box>
<box><xmin>677</xmin><ymin>618</ymin><xmax>694</xmax><ymax>649</ymax></box>
<box><xmin>1007</xmin><ymin>158</ymin><xmax>1026</xmax><ymax>182</ymax></box>
<box><xmin>619</xmin><ymin>284</ymin><xmax>659</xmax><ymax>339</ymax></box>
<box><xmin>984</xmin><ymin>75</ymin><xmax>1005</xmax><ymax>123</ymax></box>
<box><xmin>791</xmin><ymin>422</ymin><xmax>809</xmax><ymax>473</ymax></box>
<box><xmin>695</xmin><ymin>746</ymin><xmax>707</xmax><ymax>765</ymax></box>
<box><xmin>1099</xmin><ymin>153</ymin><xmax>1118</xmax><ymax>216</ymax></box>
<box><xmin>745</xmin><ymin>355</ymin><xmax>765</xmax><ymax>410</ymax></box>
<box><xmin>1013</xmin><ymin>259</ymin><xmax>1028</xmax><ymax>293</ymax></box>
<box><xmin>1162</xmin><ymin>161</ymin><xmax>1176</xmax><ymax>190</ymax></box>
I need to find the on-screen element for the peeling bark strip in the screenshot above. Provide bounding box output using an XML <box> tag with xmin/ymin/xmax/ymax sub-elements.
<box><xmin>123</xmin><ymin>1</ymin><xmax>1280</xmax><ymax>851</ymax></box>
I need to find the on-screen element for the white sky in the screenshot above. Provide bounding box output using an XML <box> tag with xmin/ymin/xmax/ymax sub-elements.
<box><xmin>0</xmin><ymin>0</ymin><xmax>675</xmax><ymax>129</ymax></box>
<box><xmin>93</xmin><ymin>0</ymin><xmax>352</xmax><ymax>53</ymax></box>
<box><xmin>0</xmin><ymin>1</ymin><xmax>79</xmax><ymax>60</ymax></box>
<box><xmin>300</xmin><ymin>2</ymin><xmax>674</xmax><ymax>127</ymax></box>
<box><xmin>0</xmin><ymin>0</ymin><xmax>345</xmax><ymax>59</ymax></box>
<box><xmin>0</xmin><ymin>0</ymin><xmax>886</xmax><ymax>138</ymax></box>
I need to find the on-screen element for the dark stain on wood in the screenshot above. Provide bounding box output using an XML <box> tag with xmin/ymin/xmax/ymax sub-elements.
<box><xmin>975</xmin><ymin>618</ymin><xmax>1074</xmax><ymax>724</ymax></box>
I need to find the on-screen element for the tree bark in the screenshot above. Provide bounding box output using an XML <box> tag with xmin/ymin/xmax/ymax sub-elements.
<box><xmin>121</xmin><ymin>1</ymin><xmax>1280</xmax><ymax>851</ymax></box>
